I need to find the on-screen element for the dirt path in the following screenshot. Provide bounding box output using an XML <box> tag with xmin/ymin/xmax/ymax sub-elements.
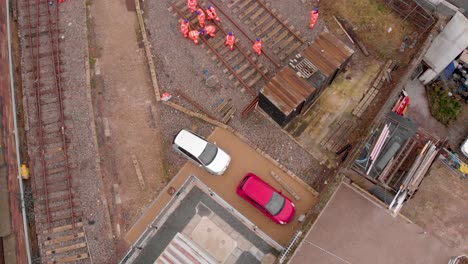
<box><xmin>90</xmin><ymin>0</ymin><xmax>165</xmax><ymax>251</ymax></box>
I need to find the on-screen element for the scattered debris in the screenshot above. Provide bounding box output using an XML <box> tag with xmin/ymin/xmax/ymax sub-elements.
<box><xmin>270</xmin><ymin>171</ymin><xmax>301</xmax><ymax>201</ymax></box>
<box><xmin>132</xmin><ymin>154</ymin><xmax>146</xmax><ymax>189</ymax></box>
<box><xmin>334</xmin><ymin>16</ymin><xmax>369</xmax><ymax>56</ymax></box>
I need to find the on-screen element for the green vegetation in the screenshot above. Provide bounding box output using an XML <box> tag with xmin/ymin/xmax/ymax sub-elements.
<box><xmin>427</xmin><ymin>82</ymin><xmax>462</xmax><ymax>126</ymax></box>
<box><xmin>89</xmin><ymin>57</ymin><xmax>97</xmax><ymax>66</ymax></box>
<box><xmin>321</xmin><ymin>0</ymin><xmax>414</xmax><ymax>59</ymax></box>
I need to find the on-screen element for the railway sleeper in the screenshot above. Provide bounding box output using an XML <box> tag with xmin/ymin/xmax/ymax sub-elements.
<box><xmin>46</xmin><ymin>241</ymin><xmax>87</xmax><ymax>256</ymax></box>
<box><xmin>41</xmin><ymin>222</ymin><xmax>84</xmax><ymax>236</ymax></box>
<box><xmin>39</xmin><ymin>210</ymin><xmax>82</xmax><ymax>224</ymax></box>
<box><xmin>34</xmin><ymin>182</ymin><xmax>75</xmax><ymax>195</ymax></box>
<box><xmin>269</xmin><ymin>30</ymin><xmax>289</xmax><ymax>48</ymax></box>
<box><xmin>21</xmin><ymin>21</ymin><xmax>60</xmax><ymax>32</ymax></box>
<box><xmin>35</xmin><ymin>191</ymin><xmax>73</xmax><ymax>205</ymax></box>
<box><xmin>281</xmin><ymin>42</ymin><xmax>302</xmax><ymax>60</ymax></box>
<box><xmin>241</xmin><ymin>67</ymin><xmax>260</xmax><ymax>81</ymax></box>
<box><xmin>48</xmin><ymin>253</ymin><xmax>89</xmax><ymax>264</ymax></box>
<box><xmin>227</xmin><ymin>53</ymin><xmax>247</xmax><ymax>67</ymax></box>
<box><xmin>262</xmin><ymin>25</ymin><xmax>284</xmax><ymax>43</ymax></box>
<box><xmin>38</xmin><ymin>202</ymin><xmax>80</xmax><ymax>214</ymax></box>
<box><xmin>227</xmin><ymin>0</ymin><xmax>246</xmax><ymax>9</ymax></box>
<box><xmin>231</xmin><ymin>0</ymin><xmax>250</xmax><ymax>9</ymax></box>
<box><xmin>251</xmin><ymin>14</ymin><xmax>271</xmax><ymax>31</ymax></box>
<box><xmin>43</xmin><ymin>231</ymin><xmax>85</xmax><ymax>247</ymax></box>
<box><xmin>247</xmin><ymin>73</ymin><xmax>264</xmax><ymax>87</ymax></box>
<box><xmin>235</xmin><ymin>61</ymin><xmax>252</xmax><ymax>75</ymax></box>
<box><xmin>256</xmin><ymin>19</ymin><xmax>277</xmax><ymax>36</ymax></box>
<box><xmin>245</xmin><ymin>8</ymin><xmax>265</xmax><ymax>25</ymax></box>
<box><xmin>24</xmin><ymin>37</ymin><xmax>61</xmax><ymax>49</ymax></box>
<box><xmin>277</xmin><ymin>35</ymin><xmax>295</xmax><ymax>51</ymax></box>
<box><xmin>238</xmin><ymin>2</ymin><xmax>260</xmax><ymax>19</ymax></box>
<box><xmin>36</xmin><ymin>175</ymin><xmax>74</xmax><ymax>190</ymax></box>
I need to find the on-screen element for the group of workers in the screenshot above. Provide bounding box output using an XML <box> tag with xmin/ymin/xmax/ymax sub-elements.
<box><xmin>181</xmin><ymin>0</ymin><xmax>263</xmax><ymax>55</ymax></box>
<box><xmin>182</xmin><ymin>0</ymin><xmax>320</xmax><ymax>55</ymax></box>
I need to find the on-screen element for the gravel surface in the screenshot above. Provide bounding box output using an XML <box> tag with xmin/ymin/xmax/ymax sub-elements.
<box><xmin>59</xmin><ymin>1</ymin><xmax>116</xmax><ymax>262</ymax></box>
<box><xmin>143</xmin><ymin>0</ymin><xmax>327</xmax><ymax>186</ymax></box>
<box><xmin>17</xmin><ymin>0</ymin><xmax>116</xmax><ymax>262</ymax></box>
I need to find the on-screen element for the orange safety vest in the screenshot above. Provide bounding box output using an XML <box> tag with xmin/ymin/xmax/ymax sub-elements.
<box><xmin>207</xmin><ymin>7</ymin><xmax>220</xmax><ymax>22</ymax></box>
<box><xmin>197</xmin><ymin>9</ymin><xmax>206</xmax><ymax>27</ymax></box>
<box><xmin>187</xmin><ymin>0</ymin><xmax>197</xmax><ymax>12</ymax></box>
<box><xmin>253</xmin><ymin>40</ymin><xmax>262</xmax><ymax>55</ymax></box>
<box><xmin>205</xmin><ymin>25</ymin><xmax>216</xmax><ymax>37</ymax></box>
<box><xmin>310</xmin><ymin>11</ymin><xmax>319</xmax><ymax>29</ymax></box>
<box><xmin>180</xmin><ymin>21</ymin><xmax>189</xmax><ymax>37</ymax></box>
<box><xmin>225</xmin><ymin>35</ymin><xmax>235</xmax><ymax>45</ymax></box>
<box><xmin>189</xmin><ymin>30</ymin><xmax>199</xmax><ymax>44</ymax></box>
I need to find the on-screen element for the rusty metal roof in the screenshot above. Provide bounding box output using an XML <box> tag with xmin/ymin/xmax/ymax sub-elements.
<box><xmin>261</xmin><ymin>32</ymin><xmax>353</xmax><ymax>116</ymax></box>
<box><xmin>302</xmin><ymin>32</ymin><xmax>354</xmax><ymax>77</ymax></box>
<box><xmin>262</xmin><ymin>67</ymin><xmax>316</xmax><ymax>115</ymax></box>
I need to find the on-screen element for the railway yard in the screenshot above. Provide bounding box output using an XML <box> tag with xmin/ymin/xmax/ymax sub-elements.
<box><xmin>1</xmin><ymin>0</ymin><xmax>468</xmax><ymax>263</ymax></box>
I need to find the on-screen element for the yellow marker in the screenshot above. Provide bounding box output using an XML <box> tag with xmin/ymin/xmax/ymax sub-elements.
<box><xmin>20</xmin><ymin>164</ymin><xmax>30</xmax><ymax>179</ymax></box>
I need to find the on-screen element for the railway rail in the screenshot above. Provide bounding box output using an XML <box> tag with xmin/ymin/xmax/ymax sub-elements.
<box><xmin>21</xmin><ymin>0</ymin><xmax>90</xmax><ymax>263</ymax></box>
<box><xmin>221</xmin><ymin>0</ymin><xmax>305</xmax><ymax>61</ymax></box>
<box><xmin>170</xmin><ymin>0</ymin><xmax>270</xmax><ymax>96</ymax></box>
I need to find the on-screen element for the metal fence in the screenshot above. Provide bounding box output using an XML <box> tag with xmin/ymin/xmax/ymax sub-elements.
<box><xmin>384</xmin><ymin>0</ymin><xmax>436</xmax><ymax>37</ymax></box>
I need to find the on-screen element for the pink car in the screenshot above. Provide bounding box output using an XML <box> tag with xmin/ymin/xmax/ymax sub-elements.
<box><xmin>237</xmin><ymin>173</ymin><xmax>295</xmax><ymax>224</ymax></box>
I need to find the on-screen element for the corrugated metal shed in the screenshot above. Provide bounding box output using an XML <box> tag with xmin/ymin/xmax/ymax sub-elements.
<box><xmin>261</xmin><ymin>67</ymin><xmax>316</xmax><ymax>115</ymax></box>
<box><xmin>302</xmin><ymin>32</ymin><xmax>355</xmax><ymax>78</ymax></box>
<box><xmin>260</xmin><ymin>32</ymin><xmax>353</xmax><ymax>120</ymax></box>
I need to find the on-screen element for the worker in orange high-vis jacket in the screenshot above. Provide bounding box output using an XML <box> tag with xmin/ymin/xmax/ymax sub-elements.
<box><xmin>310</xmin><ymin>7</ymin><xmax>319</xmax><ymax>29</ymax></box>
<box><xmin>225</xmin><ymin>31</ymin><xmax>235</xmax><ymax>50</ymax></box>
<box><xmin>196</xmin><ymin>8</ymin><xmax>206</xmax><ymax>28</ymax></box>
<box><xmin>204</xmin><ymin>25</ymin><xmax>216</xmax><ymax>38</ymax></box>
<box><xmin>187</xmin><ymin>0</ymin><xmax>197</xmax><ymax>13</ymax></box>
<box><xmin>206</xmin><ymin>5</ymin><xmax>221</xmax><ymax>23</ymax></box>
<box><xmin>189</xmin><ymin>30</ymin><xmax>201</xmax><ymax>45</ymax></box>
<box><xmin>253</xmin><ymin>37</ymin><xmax>262</xmax><ymax>55</ymax></box>
<box><xmin>180</xmin><ymin>19</ymin><xmax>189</xmax><ymax>38</ymax></box>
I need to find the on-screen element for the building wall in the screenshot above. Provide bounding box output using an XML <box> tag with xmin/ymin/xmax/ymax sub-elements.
<box><xmin>419</xmin><ymin>11</ymin><xmax>468</xmax><ymax>84</ymax></box>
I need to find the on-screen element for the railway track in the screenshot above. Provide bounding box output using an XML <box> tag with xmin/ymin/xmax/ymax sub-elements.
<box><xmin>221</xmin><ymin>0</ymin><xmax>305</xmax><ymax>61</ymax></box>
<box><xmin>20</xmin><ymin>0</ymin><xmax>90</xmax><ymax>263</ymax></box>
<box><xmin>170</xmin><ymin>0</ymin><xmax>270</xmax><ymax>96</ymax></box>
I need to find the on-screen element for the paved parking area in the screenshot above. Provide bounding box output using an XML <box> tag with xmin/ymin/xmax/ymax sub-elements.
<box><xmin>125</xmin><ymin>128</ymin><xmax>318</xmax><ymax>247</ymax></box>
<box><xmin>289</xmin><ymin>182</ymin><xmax>459</xmax><ymax>264</ymax></box>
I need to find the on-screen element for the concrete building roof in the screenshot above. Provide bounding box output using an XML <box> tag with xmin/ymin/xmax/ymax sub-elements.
<box><xmin>420</xmin><ymin>11</ymin><xmax>468</xmax><ymax>83</ymax></box>
<box><xmin>288</xmin><ymin>182</ymin><xmax>458</xmax><ymax>264</ymax></box>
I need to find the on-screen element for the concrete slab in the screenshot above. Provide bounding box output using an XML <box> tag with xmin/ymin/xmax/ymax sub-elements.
<box><xmin>125</xmin><ymin>128</ymin><xmax>317</xmax><ymax>247</ymax></box>
<box><xmin>190</xmin><ymin>217</ymin><xmax>237</xmax><ymax>263</ymax></box>
<box><xmin>289</xmin><ymin>182</ymin><xmax>459</xmax><ymax>264</ymax></box>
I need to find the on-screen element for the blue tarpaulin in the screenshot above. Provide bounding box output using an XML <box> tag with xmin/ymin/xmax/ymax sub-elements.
<box><xmin>443</xmin><ymin>61</ymin><xmax>457</xmax><ymax>79</ymax></box>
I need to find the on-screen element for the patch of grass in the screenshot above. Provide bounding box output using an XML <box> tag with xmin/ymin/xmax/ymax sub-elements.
<box><xmin>85</xmin><ymin>0</ymin><xmax>92</xmax><ymax>6</ymax></box>
<box><xmin>90</xmin><ymin>78</ymin><xmax>97</xmax><ymax>89</ymax></box>
<box><xmin>321</xmin><ymin>0</ymin><xmax>414</xmax><ymax>59</ymax></box>
<box><xmin>427</xmin><ymin>82</ymin><xmax>462</xmax><ymax>126</ymax></box>
<box><xmin>89</xmin><ymin>57</ymin><xmax>97</xmax><ymax>66</ymax></box>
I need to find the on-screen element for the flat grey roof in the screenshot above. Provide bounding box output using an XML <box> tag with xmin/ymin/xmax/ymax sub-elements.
<box><xmin>289</xmin><ymin>182</ymin><xmax>458</xmax><ymax>264</ymax></box>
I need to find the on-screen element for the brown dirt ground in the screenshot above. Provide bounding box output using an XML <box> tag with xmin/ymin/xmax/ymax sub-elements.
<box><xmin>89</xmin><ymin>0</ymin><xmax>165</xmax><ymax>244</ymax></box>
<box><xmin>402</xmin><ymin>160</ymin><xmax>468</xmax><ymax>253</ymax></box>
